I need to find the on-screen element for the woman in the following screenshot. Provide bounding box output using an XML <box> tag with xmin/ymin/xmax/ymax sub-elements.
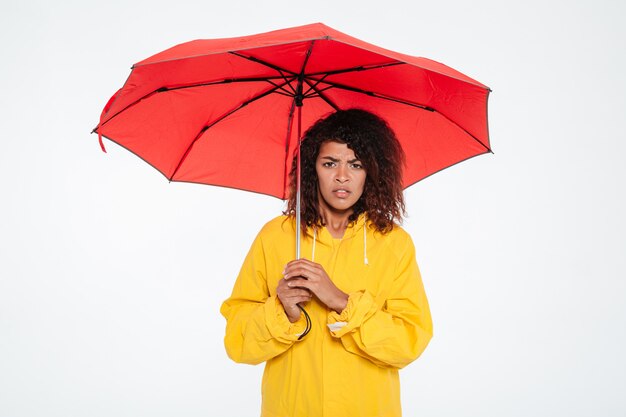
<box><xmin>220</xmin><ymin>109</ymin><xmax>433</xmax><ymax>417</ymax></box>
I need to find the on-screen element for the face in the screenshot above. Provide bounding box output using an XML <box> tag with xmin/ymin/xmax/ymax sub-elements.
<box><xmin>315</xmin><ymin>141</ymin><xmax>367</xmax><ymax>214</ymax></box>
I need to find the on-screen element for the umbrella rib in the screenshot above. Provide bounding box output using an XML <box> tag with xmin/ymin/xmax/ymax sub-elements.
<box><xmin>96</xmin><ymin>76</ymin><xmax>289</xmax><ymax>131</ymax></box>
<box><xmin>156</xmin><ymin>76</ymin><xmax>288</xmax><ymax>92</ymax></box>
<box><xmin>305</xmin><ymin>61</ymin><xmax>404</xmax><ymax>77</ymax></box>
<box><xmin>169</xmin><ymin>81</ymin><xmax>291</xmax><ymax>181</ymax></box>
<box><xmin>304</xmin><ymin>84</ymin><xmax>334</xmax><ymax>97</ymax></box>
<box><xmin>229</xmin><ymin>51</ymin><xmax>299</xmax><ymax>77</ymax></box>
<box><xmin>95</xmin><ymin>89</ymin><xmax>163</xmax><ymax>132</ymax></box>
<box><xmin>274</xmin><ymin>90</ymin><xmax>297</xmax><ymax>98</ymax></box>
<box><xmin>299</xmin><ymin>41</ymin><xmax>315</xmax><ymax>76</ymax></box>
<box><xmin>314</xmin><ymin>79</ymin><xmax>491</xmax><ymax>152</ymax></box>
<box><xmin>265</xmin><ymin>77</ymin><xmax>298</xmax><ymax>96</ymax></box>
<box><xmin>302</xmin><ymin>74</ymin><xmax>328</xmax><ymax>97</ymax></box>
<box><xmin>303</xmin><ymin>78</ymin><xmax>339</xmax><ymax>111</ymax></box>
<box><xmin>434</xmin><ymin>108</ymin><xmax>492</xmax><ymax>152</ymax></box>
<box><xmin>309</xmin><ymin>78</ymin><xmax>433</xmax><ymax>110</ymax></box>
<box><xmin>229</xmin><ymin>51</ymin><xmax>302</xmax><ymax>95</ymax></box>
<box><xmin>277</xmin><ymin>70</ymin><xmax>298</xmax><ymax>95</ymax></box>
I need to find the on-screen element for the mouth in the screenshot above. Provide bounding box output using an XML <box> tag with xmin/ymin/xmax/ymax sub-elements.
<box><xmin>332</xmin><ymin>188</ymin><xmax>351</xmax><ymax>198</ymax></box>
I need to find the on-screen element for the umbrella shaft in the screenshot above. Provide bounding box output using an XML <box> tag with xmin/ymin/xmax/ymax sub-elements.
<box><xmin>295</xmin><ymin>104</ymin><xmax>302</xmax><ymax>259</ymax></box>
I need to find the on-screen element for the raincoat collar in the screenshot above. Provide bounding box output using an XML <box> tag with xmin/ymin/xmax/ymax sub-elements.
<box><xmin>305</xmin><ymin>213</ymin><xmax>369</xmax><ymax>265</ymax></box>
<box><xmin>309</xmin><ymin>212</ymin><xmax>368</xmax><ymax>245</ymax></box>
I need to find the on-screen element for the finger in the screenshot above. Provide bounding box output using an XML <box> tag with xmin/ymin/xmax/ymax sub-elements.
<box><xmin>286</xmin><ymin>277</ymin><xmax>308</xmax><ymax>286</ymax></box>
<box><xmin>278</xmin><ymin>286</ymin><xmax>311</xmax><ymax>298</ymax></box>
<box><xmin>282</xmin><ymin>294</ymin><xmax>312</xmax><ymax>307</ymax></box>
<box><xmin>284</xmin><ymin>259</ymin><xmax>319</xmax><ymax>273</ymax></box>
<box><xmin>279</xmin><ymin>278</ymin><xmax>310</xmax><ymax>289</ymax></box>
<box><xmin>276</xmin><ymin>278</ymin><xmax>289</xmax><ymax>291</ymax></box>
<box><xmin>286</xmin><ymin>278</ymin><xmax>311</xmax><ymax>289</ymax></box>
<box><xmin>278</xmin><ymin>277</ymin><xmax>306</xmax><ymax>292</ymax></box>
<box><xmin>292</xmin><ymin>294</ymin><xmax>313</xmax><ymax>304</ymax></box>
<box><xmin>284</xmin><ymin>265</ymin><xmax>321</xmax><ymax>280</ymax></box>
<box><xmin>284</xmin><ymin>288</ymin><xmax>311</xmax><ymax>297</ymax></box>
<box><xmin>287</xmin><ymin>292</ymin><xmax>313</xmax><ymax>302</ymax></box>
<box><xmin>286</xmin><ymin>259</ymin><xmax>313</xmax><ymax>267</ymax></box>
<box><xmin>285</xmin><ymin>259</ymin><xmax>318</xmax><ymax>271</ymax></box>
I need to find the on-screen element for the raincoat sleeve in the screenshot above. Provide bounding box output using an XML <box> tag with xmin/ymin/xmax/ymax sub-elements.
<box><xmin>327</xmin><ymin>232</ymin><xmax>433</xmax><ymax>369</ymax></box>
<box><xmin>220</xmin><ymin>232</ymin><xmax>307</xmax><ymax>365</ymax></box>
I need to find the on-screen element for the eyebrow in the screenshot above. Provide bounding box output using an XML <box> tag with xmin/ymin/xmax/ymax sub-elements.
<box><xmin>320</xmin><ymin>156</ymin><xmax>361</xmax><ymax>163</ymax></box>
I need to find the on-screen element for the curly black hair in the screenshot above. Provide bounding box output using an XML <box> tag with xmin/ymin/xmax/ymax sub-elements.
<box><xmin>285</xmin><ymin>109</ymin><xmax>406</xmax><ymax>234</ymax></box>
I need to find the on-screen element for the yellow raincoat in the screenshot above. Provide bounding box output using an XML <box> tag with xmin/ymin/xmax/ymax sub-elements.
<box><xmin>220</xmin><ymin>214</ymin><xmax>432</xmax><ymax>417</ymax></box>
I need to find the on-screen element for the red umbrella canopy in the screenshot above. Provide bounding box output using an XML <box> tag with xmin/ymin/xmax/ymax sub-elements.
<box><xmin>95</xmin><ymin>23</ymin><xmax>491</xmax><ymax>199</ymax></box>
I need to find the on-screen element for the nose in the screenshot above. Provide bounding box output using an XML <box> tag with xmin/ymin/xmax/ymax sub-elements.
<box><xmin>335</xmin><ymin>163</ymin><xmax>349</xmax><ymax>183</ymax></box>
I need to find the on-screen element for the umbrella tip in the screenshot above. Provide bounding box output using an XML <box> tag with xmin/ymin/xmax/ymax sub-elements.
<box><xmin>95</xmin><ymin>128</ymin><xmax>107</xmax><ymax>153</ymax></box>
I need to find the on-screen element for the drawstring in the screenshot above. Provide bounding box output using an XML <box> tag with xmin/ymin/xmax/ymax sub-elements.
<box><xmin>311</xmin><ymin>228</ymin><xmax>316</xmax><ymax>262</ymax></box>
<box><xmin>363</xmin><ymin>214</ymin><xmax>368</xmax><ymax>265</ymax></box>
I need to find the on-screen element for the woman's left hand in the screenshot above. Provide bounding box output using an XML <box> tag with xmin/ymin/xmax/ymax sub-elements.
<box><xmin>283</xmin><ymin>259</ymin><xmax>348</xmax><ymax>314</ymax></box>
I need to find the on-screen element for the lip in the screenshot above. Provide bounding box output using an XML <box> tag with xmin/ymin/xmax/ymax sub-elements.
<box><xmin>332</xmin><ymin>188</ymin><xmax>351</xmax><ymax>198</ymax></box>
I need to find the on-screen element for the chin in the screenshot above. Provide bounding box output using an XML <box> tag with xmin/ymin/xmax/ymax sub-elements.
<box><xmin>329</xmin><ymin>200</ymin><xmax>358</xmax><ymax>212</ymax></box>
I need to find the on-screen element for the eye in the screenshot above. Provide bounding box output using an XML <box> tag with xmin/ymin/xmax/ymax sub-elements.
<box><xmin>351</xmin><ymin>163</ymin><xmax>363</xmax><ymax>169</ymax></box>
<box><xmin>322</xmin><ymin>162</ymin><xmax>336</xmax><ymax>168</ymax></box>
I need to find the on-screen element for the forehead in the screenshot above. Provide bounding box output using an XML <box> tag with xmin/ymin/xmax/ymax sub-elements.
<box><xmin>316</xmin><ymin>141</ymin><xmax>356</xmax><ymax>159</ymax></box>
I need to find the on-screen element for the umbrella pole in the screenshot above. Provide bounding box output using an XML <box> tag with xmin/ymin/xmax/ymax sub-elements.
<box><xmin>295</xmin><ymin>95</ymin><xmax>311</xmax><ymax>340</ymax></box>
<box><xmin>295</xmin><ymin>103</ymin><xmax>302</xmax><ymax>259</ymax></box>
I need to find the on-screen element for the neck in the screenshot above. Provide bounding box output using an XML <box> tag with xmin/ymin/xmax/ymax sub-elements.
<box><xmin>318</xmin><ymin>200</ymin><xmax>353</xmax><ymax>239</ymax></box>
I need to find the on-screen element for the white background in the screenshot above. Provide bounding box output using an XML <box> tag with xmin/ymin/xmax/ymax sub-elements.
<box><xmin>1</xmin><ymin>0</ymin><xmax>625</xmax><ymax>416</ymax></box>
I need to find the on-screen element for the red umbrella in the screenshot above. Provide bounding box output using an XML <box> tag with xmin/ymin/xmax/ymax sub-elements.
<box><xmin>95</xmin><ymin>22</ymin><xmax>491</xmax><ymax>339</ymax></box>
<box><xmin>94</xmin><ymin>22</ymin><xmax>491</xmax><ymax>201</ymax></box>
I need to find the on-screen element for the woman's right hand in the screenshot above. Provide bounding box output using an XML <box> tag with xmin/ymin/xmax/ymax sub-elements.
<box><xmin>276</xmin><ymin>278</ymin><xmax>312</xmax><ymax>322</ymax></box>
